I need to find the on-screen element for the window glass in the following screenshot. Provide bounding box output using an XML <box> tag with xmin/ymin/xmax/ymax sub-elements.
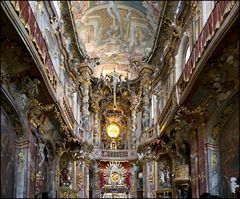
<box><xmin>151</xmin><ymin>95</ymin><xmax>156</xmax><ymax>119</ymax></box>
<box><xmin>202</xmin><ymin>1</ymin><xmax>214</xmax><ymax>26</ymax></box>
<box><xmin>185</xmin><ymin>45</ymin><xmax>191</xmax><ymax>64</ymax></box>
<box><xmin>53</xmin><ymin>1</ymin><xmax>61</xmax><ymax>16</ymax></box>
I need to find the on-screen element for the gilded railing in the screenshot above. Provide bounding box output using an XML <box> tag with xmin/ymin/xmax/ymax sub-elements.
<box><xmin>92</xmin><ymin>149</ymin><xmax>138</xmax><ymax>160</ymax></box>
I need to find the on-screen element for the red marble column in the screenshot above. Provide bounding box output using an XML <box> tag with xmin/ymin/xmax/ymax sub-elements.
<box><xmin>190</xmin><ymin>129</ymin><xmax>199</xmax><ymax>198</ymax></box>
<box><xmin>197</xmin><ymin>121</ymin><xmax>208</xmax><ymax>195</ymax></box>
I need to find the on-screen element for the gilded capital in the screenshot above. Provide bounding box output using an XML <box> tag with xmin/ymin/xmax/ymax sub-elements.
<box><xmin>139</xmin><ymin>64</ymin><xmax>154</xmax><ymax>77</ymax></box>
<box><xmin>77</xmin><ymin>63</ymin><xmax>93</xmax><ymax>75</ymax></box>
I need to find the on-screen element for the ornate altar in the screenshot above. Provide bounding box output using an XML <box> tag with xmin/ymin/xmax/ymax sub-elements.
<box><xmin>174</xmin><ymin>164</ymin><xmax>191</xmax><ymax>198</ymax></box>
<box><xmin>100</xmin><ymin>162</ymin><xmax>130</xmax><ymax>198</ymax></box>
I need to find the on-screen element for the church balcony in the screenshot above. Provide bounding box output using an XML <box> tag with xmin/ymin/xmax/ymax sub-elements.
<box><xmin>138</xmin><ymin>126</ymin><xmax>159</xmax><ymax>147</ymax></box>
<box><xmin>92</xmin><ymin>148</ymin><xmax>138</xmax><ymax>161</ymax></box>
<box><xmin>157</xmin><ymin>0</ymin><xmax>237</xmax><ymax>135</ymax></box>
<box><xmin>174</xmin><ymin>0</ymin><xmax>237</xmax><ymax>103</ymax></box>
<box><xmin>2</xmin><ymin>1</ymin><xmax>84</xmax><ymax>138</ymax></box>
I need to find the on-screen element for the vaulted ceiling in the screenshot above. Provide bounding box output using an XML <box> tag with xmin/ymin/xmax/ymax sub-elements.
<box><xmin>68</xmin><ymin>1</ymin><xmax>164</xmax><ymax>79</ymax></box>
<box><xmin>60</xmin><ymin>1</ymin><xmax>181</xmax><ymax>80</ymax></box>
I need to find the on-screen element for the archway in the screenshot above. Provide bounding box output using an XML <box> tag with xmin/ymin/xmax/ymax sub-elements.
<box><xmin>1</xmin><ymin>90</ymin><xmax>29</xmax><ymax>198</ymax></box>
<box><xmin>206</xmin><ymin>92</ymin><xmax>239</xmax><ymax>197</ymax></box>
<box><xmin>1</xmin><ymin>109</ymin><xmax>16</xmax><ymax>198</ymax></box>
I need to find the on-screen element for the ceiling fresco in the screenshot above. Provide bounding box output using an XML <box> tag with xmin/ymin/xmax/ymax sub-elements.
<box><xmin>69</xmin><ymin>1</ymin><xmax>163</xmax><ymax>78</ymax></box>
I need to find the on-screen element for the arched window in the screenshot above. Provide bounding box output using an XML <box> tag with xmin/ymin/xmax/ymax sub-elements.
<box><xmin>174</xmin><ymin>33</ymin><xmax>190</xmax><ymax>83</ymax></box>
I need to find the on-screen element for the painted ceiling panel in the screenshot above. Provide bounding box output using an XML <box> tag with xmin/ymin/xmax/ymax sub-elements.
<box><xmin>69</xmin><ymin>1</ymin><xmax>163</xmax><ymax>77</ymax></box>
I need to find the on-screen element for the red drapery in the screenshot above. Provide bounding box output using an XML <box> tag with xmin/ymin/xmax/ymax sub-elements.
<box><xmin>11</xmin><ymin>1</ymin><xmax>55</xmax><ymax>76</ymax></box>
<box><xmin>182</xmin><ymin>1</ymin><xmax>235</xmax><ymax>83</ymax></box>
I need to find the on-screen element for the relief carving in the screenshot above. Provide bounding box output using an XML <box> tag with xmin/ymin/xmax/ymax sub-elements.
<box><xmin>207</xmin><ymin>43</ymin><xmax>239</xmax><ymax>106</ymax></box>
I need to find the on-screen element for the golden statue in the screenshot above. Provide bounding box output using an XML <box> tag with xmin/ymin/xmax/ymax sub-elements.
<box><xmin>211</xmin><ymin>154</ymin><xmax>217</xmax><ymax>172</ymax></box>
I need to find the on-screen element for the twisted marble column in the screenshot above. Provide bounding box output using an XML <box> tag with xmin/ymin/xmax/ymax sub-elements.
<box><xmin>131</xmin><ymin>108</ymin><xmax>137</xmax><ymax>149</ymax></box>
<box><xmin>130</xmin><ymin>93</ymin><xmax>140</xmax><ymax>149</ymax></box>
<box><xmin>78</xmin><ymin>65</ymin><xmax>92</xmax><ymax>131</ymax></box>
<box><xmin>140</xmin><ymin>65</ymin><xmax>153</xmax><ymax>132</ymax></box>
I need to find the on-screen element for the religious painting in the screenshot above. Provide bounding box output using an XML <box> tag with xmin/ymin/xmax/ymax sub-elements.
<box><xmin>1</xmin><ymin>110</ymin><xmax>16</xmax><ymax>198</ymax></box>
<box><xmin>220</xmin><ymin>108</ymin><xmax>239</xmax><ymax>197</ymax></box>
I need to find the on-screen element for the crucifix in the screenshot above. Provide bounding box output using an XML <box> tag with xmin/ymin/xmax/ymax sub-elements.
<box><xmin>111</xmin><ymin>67</ymin><xmax>120</xmax><ymax>110</ymax></box>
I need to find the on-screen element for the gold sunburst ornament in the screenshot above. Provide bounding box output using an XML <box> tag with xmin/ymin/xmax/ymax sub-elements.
<box><xmin>107</xmin><ymin>123</ymin><xmax>120</xmax><ymax>138</ymax></box>
<box><xmin>104</xmin><ymin>162</ymin><xmax>126</xmax><ymax>186</ymax></box>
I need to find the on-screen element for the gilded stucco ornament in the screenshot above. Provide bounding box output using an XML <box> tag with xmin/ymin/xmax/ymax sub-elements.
<box><xmin>207</xmin><ymin>43</ymin><xmax>239</xmax><ymax>106</ymax></box>
<box><xmin>130</xmin><ymin>92</ymin><xmax>141</xmax><ymax>149</ymax></box>
<box><xmin>211</xmin><ymin>154</ymin><xmax>217</xmax><ymax>172</ymax></box>
<box><xmin>222</xmin><ymin>102</ymin><xmax>235</xmax><ymax>117</ymax></box>
<box><xmin>1</xmin><ymin>96</ymin><xmax>24</xmax><ymax>137</ymax></box>
<box><xmin>211</xmin><ymin>123</ymin><xmax>221</xmax><ymax>141</ymax></box>
<box><xmin>17</xmin><ymin>151</ymin><xmax>24</xmax><ymax>168</ymax></box>
<box><xmin>189</xmin><ymin>1</ymin><xmax>199</xmax><ymax>18</ymax></box>
<box><xmin>27</xmin><ymin>98</ymin><xmax>55</xmax><ymax>134</ymax></box>
<box><xmin>172</xmin><ymin>98</ymin><xmax>210</xmax><ymax>164</ymax></box>
<box><xmin>53</xmin><ymin>106</ymin><xmax>71</xmax><ymax>135</ymax></box>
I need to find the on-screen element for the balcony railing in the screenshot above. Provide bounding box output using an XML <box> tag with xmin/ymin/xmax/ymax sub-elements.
<box><xmin>163</xmin><ymin>1</ymin><xmax>236</xmax><ymax>125</ymax></box>
<box><xmin>138</xmin><ymin>125</ymin><xmax>158</xmax><ymax>146</ymax></box>
<box><xmin>92</xmin><ymin>148</ymin><xmax>138</xmax><ymax>160</ymax></box>
<box><xmin>180</xmin><ymin>1</ymin><xmax>236</xmax><ymax>89</ymax></box>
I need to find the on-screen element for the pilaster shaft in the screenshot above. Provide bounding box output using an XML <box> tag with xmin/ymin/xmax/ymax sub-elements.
<box><xmin>93</xmin><ymin>110</ymin><xmax>100</xmax><ymax>146</ymax></box>
<box><xmin>15</xmin><ymin>140</ymin><xmax>30</xmax><ymax>198</ymax></box>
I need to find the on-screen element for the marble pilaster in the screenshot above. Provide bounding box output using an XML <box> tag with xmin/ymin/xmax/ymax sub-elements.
<box><xmin>15</xmin><ymin>140</ymin><xmax>30</xmax><ymax>198</ymax></box>
<box><xmin>197</xmin><ymin>121</ymin><xmax>208</xmax><ymax>194</ymax></box>
<box><xmin>76</xmin><ymin>160</ymin><xmax>84</xmax><ymax>198</ymax></box>
<box><xmin>142</xmin><ymin>156</ymin><xmax>155</xmax><ymax>198</ymax></box>
<box><xmin>84</xmin><ymin>159</ymin><xmax>90</xmax><ymax>198</ymax></box>
<box><xmin>93</xmin><ymin>109</ymin><xmax>100</xmax><ymax>147</ymax></box>
<box><xmin>206</xmin><ymin>143</ymin><xmax>220</xmax><ymax>195</ymax></box>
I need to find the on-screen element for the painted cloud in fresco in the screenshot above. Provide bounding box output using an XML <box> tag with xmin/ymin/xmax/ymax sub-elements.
<box><xmin>70</xmin><ymin>1</ymin><xmax>161</xmax><ymax>65</ymax></box>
